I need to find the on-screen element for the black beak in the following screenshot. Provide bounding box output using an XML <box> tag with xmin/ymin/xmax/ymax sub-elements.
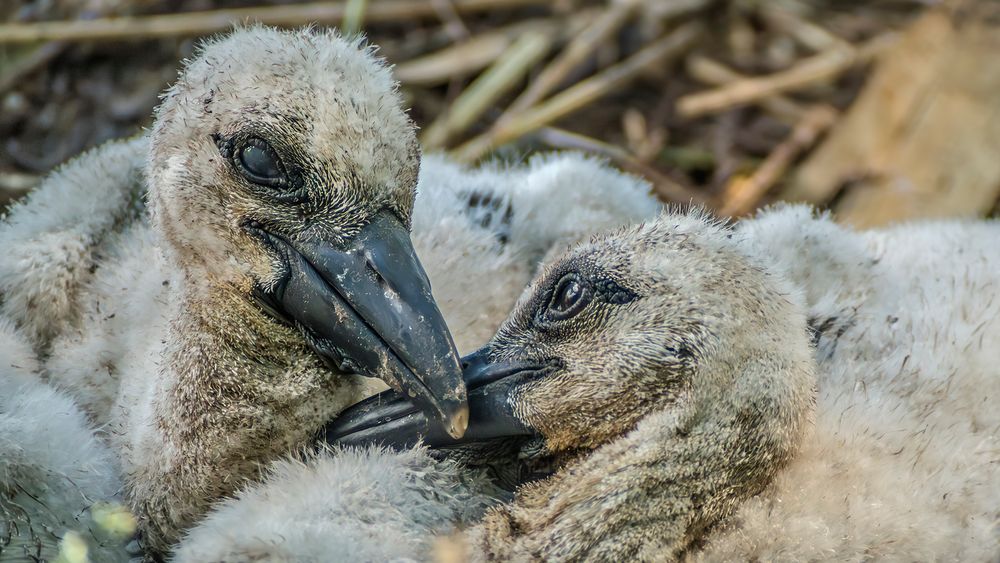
<box><xmin>323</xmin><ymin>347</ymin><xmax>556</xmax><ymax>449</ymax></box>
<box><xmin>252</xmin><ymin>210</ymin><xmax>468</xmax><ymax>439</ymax></box>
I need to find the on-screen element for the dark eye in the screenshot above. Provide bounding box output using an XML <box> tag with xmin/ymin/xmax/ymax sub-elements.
<box><xmin>547</xmin><ymin>275</ymin><xmax>591</xmax><ymax>320</ymax></box>
<box><xmin>237</xmin><ymin>138</ymin><xmax>285</xmax><ymax>185</ymax></box>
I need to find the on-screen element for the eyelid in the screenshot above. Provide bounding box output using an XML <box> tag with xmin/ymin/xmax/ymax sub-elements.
<box><xmin>235</xmin><ymin>137</ymin><xmax>289</xmax><ymax>188</ymax></box>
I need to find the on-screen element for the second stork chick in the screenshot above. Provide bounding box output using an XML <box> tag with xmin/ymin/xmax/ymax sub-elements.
<box><xmin>332</xmin><ymin>207</ymin><xmax>1000</xmax><ymax>560</ymax></box>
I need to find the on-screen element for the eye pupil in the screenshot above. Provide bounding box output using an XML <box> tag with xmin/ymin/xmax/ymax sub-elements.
<box><xmin>554</xmin><ymin>279</ymin><xmax>582</xmax><ymax>312</ymax></box>
<box><xmin>240</xmin><ymin>143</ymin><xmax>282</xmax><ymax>181</ymax></box>
<box><xmin>562</xmin><ymin>282</ymin><xmax>579</xmax><ymax>306</ymax></box>
<box><xmin>542</xmin><ymin>274</ymin><xmax>592</xmax><ymax>322</ymax></box>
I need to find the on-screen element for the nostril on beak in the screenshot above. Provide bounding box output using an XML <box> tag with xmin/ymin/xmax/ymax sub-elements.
<box><xmin>364</xmin><ymin>258</ymin><xmax>386</xmax><ymax>286</ymax></box>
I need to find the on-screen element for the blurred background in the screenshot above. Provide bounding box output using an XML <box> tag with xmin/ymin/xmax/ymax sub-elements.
<box><xmin>1</xmin><ymin>0</ymin><xmax>999</xmax><ymax>226</ymax></box>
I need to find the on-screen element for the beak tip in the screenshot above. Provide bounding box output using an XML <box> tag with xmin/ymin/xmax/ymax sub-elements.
<box><xmin>446</xmin><ymin>405</ymin><xmax>470</xmax><ymax>439</ymax></box>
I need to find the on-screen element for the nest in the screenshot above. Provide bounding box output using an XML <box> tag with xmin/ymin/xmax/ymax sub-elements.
<box><xmin>2</xmin><ymin>0</ymin><xmax>999</xmax><ymax>225</ymax></box>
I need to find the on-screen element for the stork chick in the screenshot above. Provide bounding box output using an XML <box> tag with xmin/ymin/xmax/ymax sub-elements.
<box><xmin>0</xmin><ymin>27</ymin><xmax>476</xmax><ymax>556</ymax></box>
<box><xmin>334</xmin><ymin>206</ymin><xmax>1000</xmax><ymax>560</ymax></box>
<box><xmin>326</xmin><ymin>210</ymin><xmax>820</xmax><ymax>560</ymax></box>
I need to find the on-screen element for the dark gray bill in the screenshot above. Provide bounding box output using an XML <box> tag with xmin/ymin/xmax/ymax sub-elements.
<box><xmin>323</xmin><ymin>347</ymin><xmax>554</xmax><ymax>449</ymax></box>
<box><xmin>251</xmin><ymin>210</ymin><xmax>468</xmax><ymax>439</ymax></box>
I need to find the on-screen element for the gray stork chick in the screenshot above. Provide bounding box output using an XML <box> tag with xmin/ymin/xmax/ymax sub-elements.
<box><xmin>327</xmin><ymin>206</ymin><xmax>1000</xmax><ymax>561</ymax></box>
<box><xmin>3</xmin><ymin>26</ymin><xmax>473</xmax><ymax>557</ymax></box>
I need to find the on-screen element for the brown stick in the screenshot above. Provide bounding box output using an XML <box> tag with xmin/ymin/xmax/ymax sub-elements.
<box><xmin>758</xmin><ymin>3</ymin><xmax>851</xmax><ymax>53</ymax></box>
<box><xmin>538</xmin><ymin>127</ymin><xmax>706</xmax><ymax>204</ymax></box>
<box><xmin>431</xmin><ymin>0</ymin><xmax>471</xmax><ymax>41</ymax></box>
<box><xmin>718</xmin><ymin>105</ymin><xmax>837</xmax><ymax>217</ymax></box>
<box><xmin>0</xmin><ymin>0</ymin><xmax>550</xmax><ymax>44</ymax></box>
<box><xmin>684</xmin><ymin>55</ymin><xmax>805</xmax><ymax>123</ymax></box>
<box><xmin>394</xmin><ymin>11</ymin><xmax>596</xmax><ymax>86</ymax></box>
<box><xmin>395</xmin><ymin>31</ymin><xmax>515</xmax><ymax>86</ymax></box>
<box><xmin>677</xmin><ymin>34</ymin><xmax>895</xmax><ymax>119</ymax></box>
<box><xmin>502</xmin><ymin>0</ymin><xmax>643</xmax><ymax>116</ymax></box>
<box><xmin>341</xmin><ymin>0</ymin><xmax>369</xmax><ymax>35</ymax></box>
<box><xmin>421</xmin><ymin>30</ymin><xmax>552</xmax><ymax>149</ymax></box>
<box><xmin>0</xmin><ymin>42</ymin><xmax>66</xmax><ymax>95</ymax></box>
<box><xmin>452</xmin><ymin>21</ymin><xmax>704</xmax><ymax>163</ymax></box>
<box><xmin>493</xmin><ymin>0</ymin><xmax>709</xmax><ymax>135</ymax></box>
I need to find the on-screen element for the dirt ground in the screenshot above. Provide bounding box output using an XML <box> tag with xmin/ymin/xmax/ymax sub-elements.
<box><xmin>2</xmin><ymin>0</ymin><xmax>998</xmax><ymax>224</ymax></box>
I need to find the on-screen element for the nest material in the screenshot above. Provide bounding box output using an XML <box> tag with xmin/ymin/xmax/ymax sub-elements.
<box><xmin>2</xmin><ymin>0</ymin><xmax>999</xmax><ymax>224</ymax></box>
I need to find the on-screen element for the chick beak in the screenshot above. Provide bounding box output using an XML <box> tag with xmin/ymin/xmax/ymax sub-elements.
<box><xmin>322</xmin><ymin>347</ymin><xmax>547</xmax><ymax>449</ymax></box>
<box><xmin>252</xmin><ymin>210</ymin><xmax>468</xmax><ymax>438</ymax></box>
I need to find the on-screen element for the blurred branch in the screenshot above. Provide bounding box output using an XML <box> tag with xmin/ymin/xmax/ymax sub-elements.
<box><xmin>758</xmin><ymin>3</ymin><xmax>851</xmax><ymax>53</ymax></box>
<box><xmin>718</xmin><ymin>104</ymin><xmax>837</xmax><ymax>216</ymax></box>
<box><xmin>538</xmin><ymin>127</ymin><xmax>706</xmax><ymax>204</ymax></box>
<box><xmin>341</xmin><ymin>0</ymin><xmax>369</xmax><ymax>35</ymax></box>
<box><xmin>685</xmin><ymin>55</ymin><xmax>804</xmax><ymax>123</ymax></box>
<box><xmin>396</xmin><ymin>33</ymin><xmax>512</xmax><ymax>85</ymax></box>
<box><xmin>421</xmin><ymin>30</ymin><xmax>552</xmax><ymax>149</ymax></box>
<box><xmin>502</xmin><ymin>0</ymin><xmax>642</xmax><ymax>116</ymax></box>
<box><xmin>0</xmin><ymin>0</ymin><xmax>550</xmax><ymax>44</ymax></box>
<box><xmin>677</xmin><ymin>33</ymin><xmax>895</xmax><ymax>119</ymax></box>
<box><xmin>431</xmin><ymin>0</ymin><xmax>471</xmax><ymax>41</ymax></box>
<box><xmin>395</xmin><ymin>11</ymin><xmax>597</xmax><ymax>86</ymax></box>
<box><xmin>453</xmin><ymin>21</ymin><xmax>704</xmax><ymax>163</ymax></box>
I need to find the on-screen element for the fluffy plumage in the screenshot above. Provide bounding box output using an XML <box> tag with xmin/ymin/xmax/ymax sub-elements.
<box><xmin>692</xmin><ymin>205</ymin><xmax>1000</xmax><ymax>561</ymax></box>
<box><xmin>0</xmin><ymin>319</ymin><xmax>131</xmax><ymax>562</ymax></box>
<box><xmin>173</xmin><ymin>446</ymin><xmax>503</xmax><ymax>563</ymax></box>
<box><xmin>413</xmin><ymin>153</ymin><xmax>659</xmax><ymax>352</ymax></box>
<box><xmin>177</xmin><ymin>209</ymin><xmax>818</xmax><ymax>561</ymax></box>
<box><xmin>0</xmin><ymin>137</ymin><xmax>146</xmax><ymax>352</ymax></box>
<box><xmin>178</xmin><ymin>206</ymin><xmax>1000</xmax><ymax>561</ymax></box>
<box><xmin>172</xmin><ymin>150</ymin><xmax>662</xmax><ymax>562</ymax></box>
<box><xmin>2</xmin><ymin>27</ymin><xmax>444</xmax><ymax>555</ymax></box>
<box><xmin>453</xmin><ymin>210</ymin><xmax>816</xmax><ymax>561</ymax></box>
<box><xmin>0</xmin><ymin>28</ymin><xmax>659</xmax><ymax>557</ymax></box>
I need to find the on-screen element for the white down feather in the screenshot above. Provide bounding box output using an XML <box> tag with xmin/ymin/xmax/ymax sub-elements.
<box><xmin>0</xmin><ymin>319</ymin><xmax>132</xmax><ymax>562</ymax></box>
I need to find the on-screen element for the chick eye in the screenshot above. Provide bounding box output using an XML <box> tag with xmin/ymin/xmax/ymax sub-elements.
<box><xmin>547</xmin><ymin>275</ymin><xmax>591</xmax><ymax>320</ymax></box>
<box><xmin>237</xmin><ymin>138</ymin><xmax>285</xmax><ymax>185</ymax></box>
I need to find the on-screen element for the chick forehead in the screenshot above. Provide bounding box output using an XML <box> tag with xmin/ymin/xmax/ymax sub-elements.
<box><xmin>155</xmin><ymin>26</ymin><xmax>417</xmax><ymax>198</ymax></box>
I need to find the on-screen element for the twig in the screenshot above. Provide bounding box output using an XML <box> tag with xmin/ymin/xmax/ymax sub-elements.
<box><xmin>395</xmin><ymin>31</ymin><xmax>512</xmax><ymax>85</ymax></box>
<box><xmin>0</xmin><ymin>42</ymin><xmax>66</xmax><ymax>95</ymax></box>
<box><xmin>452</xmin><ymin>21</ymin><xmax>704</xmax><ymax>163</ymax></box>
<box><xmin>341</xmin><ymin>0</ymin><xmax>368</xmax><ymax>35</ymax></box>
<box><xmin>727</xmin><ymin>8</ymin><xmax>756</xmax><ymax>67</ymax></box>
<box><xmin>759</xmin><ymin>3</ymin><xmax>851</xmax><ymax>53</ymax></box>
<box><xmin>502</xmin><ymin>0</ymin><xmax>642</xmax><ymax>116</ymax></box>
<box><xmin>497</xmin><ymin>0</ymin><xmax>710</xmax><ymax>124</ymax></box>
<box><xmin>621</xmin><ymin>108</ymin><xmax>665</xmax><ymax>163</ymax></box>
<box><xmin>685</xmin><ymin>55</ymin><xmax>804</xmax><ymax>122</ymax></box>
<box><xmin>394</xmin><ymin>12</ymin><xmax>596</xmax><ymax>86</ymax></box>
<box><xmin>431</xmin><ymin>0</ymin><xmax>471</xmax><ymax>42</ymax></box>
<box><xmin>421</xmin><ymin>31</ymin><xmax>552</xmax><ymax>150</ymax></box>
<box><xmin>677</xmin><ymin>33</ymin><xmax>895</xmax><ymax>119</ymax></box>
<box><xmin>537</xmin><ymin>127</ymin><xmax>706</xmax><ymax>204</ymax></box>
<box><xmin>0</xmin><ymin>0</ymin><xmax>550</xmax><ymax>44</ymax></box>
<box><xmin>718</xmin><ymin>104</ymin><xmax>837</xmax><ymax>216</ymax></box>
